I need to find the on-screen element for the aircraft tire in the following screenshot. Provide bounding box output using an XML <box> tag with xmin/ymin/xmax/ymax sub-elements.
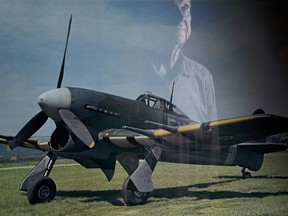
<box><xmin>242</xmin><ymin>172</ymin><xmax>252</xmax><ymax>179</ymax></box>
<box><xmin>122</xmin><ymin>176</ymin><xmax>149</xmax><ymax>206</ymax></box>
<box><xmin>27</xmin><ymin>176</ymin><xmax>56</xmax><ymax>205</ymax></box>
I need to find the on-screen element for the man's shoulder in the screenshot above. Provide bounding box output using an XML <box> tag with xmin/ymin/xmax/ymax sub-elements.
<box><xmin>182</xmin><ymin>55</ymin><xmax>213</xmax><ymax>79</ymax></box>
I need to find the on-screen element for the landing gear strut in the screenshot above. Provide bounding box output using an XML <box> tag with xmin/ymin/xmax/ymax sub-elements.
<box><xmin>241</xmin><ymin>167</ymin><xmax>252</xmax><ymax>179</ymax></box>
<box><xmin>20</xmin><ymin>152</ymin><xmax>58</xmax><ymax>204</ymax></box>
<box><xmin>121</xmin><ymin>145</ymin><xmax>162</xmax><ymax>205</ymax></box>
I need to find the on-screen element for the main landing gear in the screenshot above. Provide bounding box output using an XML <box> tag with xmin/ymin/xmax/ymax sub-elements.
<box><xmin>122</xmin><ymin>176</ymin><xmax>150</xmax><ymax>205</ymax></box>
<box><xmin>121</xmin><ymin>145</ymin><xmax>162</xmax><ymax>205</ymax></box>
<box><xmin>20</xmin><ymin>152</ymin><xmax>58</xmax><ymax>204</ymax></box>
<box><xmin>27</xmin><ymin>176</ymin><xmax>57</xmax><ymax>204</ymax></box>
<box><xmin>21</xmin><ymin>146</ymin><xmax>162</xmax><ymax>205</ymax></box>
<box><xmin>241</xmin><ymin>167</ymin><xmax>252</xmax><ymax>179</ymax></box>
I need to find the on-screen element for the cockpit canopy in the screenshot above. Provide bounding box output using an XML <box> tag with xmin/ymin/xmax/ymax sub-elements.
<box><xmin>136</xmin><ymin>91</ymin><xmax>187</xmax><ymax>117</ymax></box>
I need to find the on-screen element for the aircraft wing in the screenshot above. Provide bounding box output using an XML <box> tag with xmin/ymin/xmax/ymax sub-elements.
<box><xmin>0</xmin><ymin>135</ymin><xmax>51</xmax><ymax>151</ymax></box>
<box><xmin>2</xmin><ymin>114</ymin><xmax>287</xmax><ymax>154</ymax></box>
<box><xmin>118</xmin><ymin>113</ymin><xmax>288</xmax><ymax>154</ymax></box>
<box><xmin>176</xmin><ymin>113</ymin><xmax>288</xmax><ymax>145</ymax></box>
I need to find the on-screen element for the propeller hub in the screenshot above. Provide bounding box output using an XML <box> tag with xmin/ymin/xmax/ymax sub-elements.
<box><xmin>38</xmin><ymin>88</ymin><xmax>72</xmax><ymax>121</ymax></box>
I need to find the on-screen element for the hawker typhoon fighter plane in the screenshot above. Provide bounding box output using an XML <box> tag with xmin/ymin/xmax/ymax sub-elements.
<box><xmin>1</xmin><ymin>16</ymin><xmax>288</xmax><ymax>206</ymax></box>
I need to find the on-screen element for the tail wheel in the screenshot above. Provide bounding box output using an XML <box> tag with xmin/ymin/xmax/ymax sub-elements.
<box><xmin>241</xmin><ymin>167</ymin><xmax>252</xmax><ymax>179</ymax></box>
<box><xmin>242</xmin><ymin>172</ymin><xmax>252</xmax><ymax>179</ymax></box>
<box><xmin>27</xmin><ymin>176</ymin><xmax>56</xmax><ymax>204</ymax></box>
<box><xmin>122</xmin><ymin>176</ymin><xmax>149</xmax><ymax>206</ymax></box>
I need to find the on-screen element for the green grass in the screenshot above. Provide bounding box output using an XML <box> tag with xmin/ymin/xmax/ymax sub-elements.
<box><xmin>0</xmin><ymin>152</ymin><xmax>288</xmax><ymax>216</ymax></box>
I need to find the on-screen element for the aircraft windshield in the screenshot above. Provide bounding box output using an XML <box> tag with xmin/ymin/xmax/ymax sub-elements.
<box><xmin>136</xmin><ymin>92</ymin><xmax>186</xmax><ymax>116</ymax></box>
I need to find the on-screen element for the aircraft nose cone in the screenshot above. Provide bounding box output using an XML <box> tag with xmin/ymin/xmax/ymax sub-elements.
<box><xmin>38</xmin><ymin>88</ymin><xmax>72</xmax><ymax>121</ymax></box>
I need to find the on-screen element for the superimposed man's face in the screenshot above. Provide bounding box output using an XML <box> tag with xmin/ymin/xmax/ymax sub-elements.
<box><xmin>175</xmin><ymin>0</ymin><xmax>191</xmax><ymax>18</ymax></box>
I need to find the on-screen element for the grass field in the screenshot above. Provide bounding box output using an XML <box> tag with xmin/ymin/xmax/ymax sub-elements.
<box><xmin>0</xmin><ymin>152</ymin><xmax>287</xmax><ymax>216</ymax></box>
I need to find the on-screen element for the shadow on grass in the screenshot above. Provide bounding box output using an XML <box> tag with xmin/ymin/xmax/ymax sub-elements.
<box><xmin>56</xmin><ymin>176</ymin><xmax>288</xmax><ymax>205</ymax></box>
<box><xmin>57</xmin><ymin>190</ymin><xmax>124</xmax><ymax>206</ymax></box>
<box><xmin>216</xmin><ymin>175</ymin><xmax>288</xmax><ymax>180</ymax></box>
<box><xmin>153</xmin><ymin>188</ymin><xmax>288</xmax><ymax>200</ymax></box>
<box><xmin>191</xmin><ymin>179</ymin><xmax>238</xmax><ymax>189</ymax></box>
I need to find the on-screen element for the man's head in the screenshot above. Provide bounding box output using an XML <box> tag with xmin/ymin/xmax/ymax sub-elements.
<box><xmin>174</xmin><ymin>0</ymin><xmax>191</xmax><ymax>18</ymax></box>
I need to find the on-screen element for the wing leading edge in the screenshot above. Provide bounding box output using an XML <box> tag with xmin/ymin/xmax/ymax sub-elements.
<box><xmin>111</xmin><ymin>113</ymin><xmax>288</xmax><ymax>154</ymax></box>
<box><xmin>0</xmin><ymin>135</ymin><xmax>51</xmax><ymax>151</ymax></box>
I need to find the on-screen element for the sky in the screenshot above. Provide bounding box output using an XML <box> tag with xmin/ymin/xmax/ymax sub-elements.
<box><xmin>0</xmin><ymin>0</ymin><xmax>287</xmax><ymax>136</ymax></box>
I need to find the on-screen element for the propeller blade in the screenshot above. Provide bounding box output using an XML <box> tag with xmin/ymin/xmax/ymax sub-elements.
<box><xmin>10</xmin><ymin>111</ymin><xmax>48</xmax><ymax>150</ymax></box>
<box><xmin>9</xmin><ymin>16</ymin><xmax>72</xmax><ymax>150</ymax></box>
<box><xmin>57</xmin><ymin>15</ymin><xmax>72</xmax><ymax>88</ymax></box>
<box><xmin>58</xmin><ymin>109</ymin><xmax>95</xmax><ymax>148</ymax></box>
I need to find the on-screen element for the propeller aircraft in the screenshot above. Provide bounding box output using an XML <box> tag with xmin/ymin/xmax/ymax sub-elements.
<box><xmin>1</xmin><ymin>16</ymin><xmax>288</xmax><ymax>206</ymax></box>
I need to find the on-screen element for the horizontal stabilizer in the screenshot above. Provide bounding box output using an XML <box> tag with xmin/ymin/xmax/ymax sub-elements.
<box><xmin>238</xmin><ymin>142</ymin><xmax>287</xmax><ymax>154</ymax></box>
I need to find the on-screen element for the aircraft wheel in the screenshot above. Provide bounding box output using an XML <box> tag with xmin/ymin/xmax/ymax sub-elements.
<box><xmin>27</xmin><ymin>176</ymin><xmax>57</xmax><ymax>204</ymax></box>
<box><xmin>122</xmin><ymin>176</ymin><xmax>149</xmax><ymax>206</ymax></box>
<box><xmin>242</xmin><ymin>172</ymin><xmax>252</xmax><ymax>179</ymax></box>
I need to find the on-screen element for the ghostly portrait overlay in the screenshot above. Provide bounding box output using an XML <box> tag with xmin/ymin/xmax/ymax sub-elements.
<box><xmin>153</xmin><ymin>0</ymin><xmax>217</xmax><ymax>123</ymax></box>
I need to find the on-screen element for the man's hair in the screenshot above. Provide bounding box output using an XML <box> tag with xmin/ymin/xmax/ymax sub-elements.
<box><xmin>174</xmin><ymin>0</ymin><xmax>191</xmax><ymax>5</ymax></box>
